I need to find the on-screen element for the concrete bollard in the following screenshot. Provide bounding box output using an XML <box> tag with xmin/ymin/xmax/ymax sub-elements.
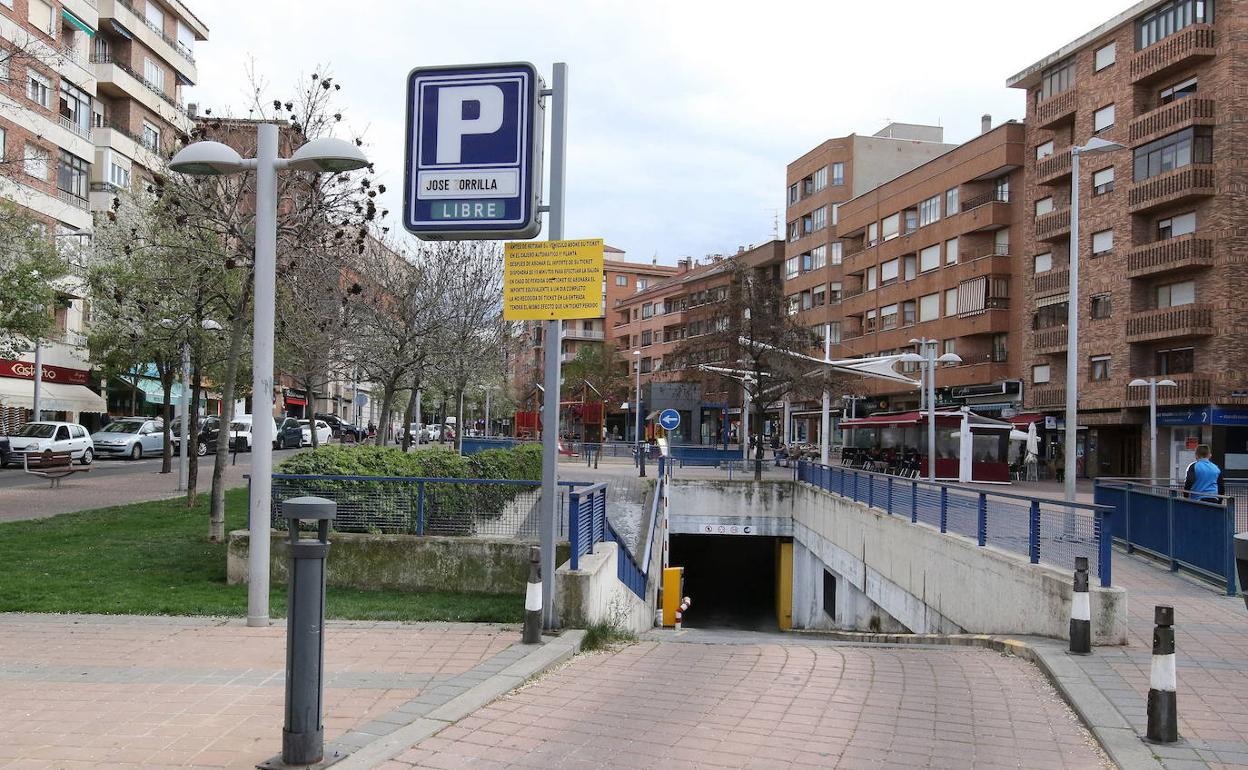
<box><xmin>522</xmin><ymin>546</ymin><xmax>542</xmax><ymax>644</ymax></box>
<box><xmin>675</xmin><ymin>596</ymin><xmax>691</xmax><ymax>630</ymax></box>
<box><xmin>1146</xmin><ymin>605</ymin><xmax>1179</xmax><ymax>743</ymax></box>
<box><xmin>1069</xmin><ymin>556</ymin><xmax>1091</xmax><ymax>655</ymax></box>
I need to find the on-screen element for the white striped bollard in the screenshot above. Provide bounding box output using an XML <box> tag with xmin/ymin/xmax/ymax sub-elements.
<box><xmin>1146</xmin><ymin>605</ymin><xmax>1178</xmax><ymax>743</ymax></box>
<box><xmin>675</xmin><ymin>596</ymin><xmax>691</xmax><ymax>630</ymax></box>
<box><xmin>1069</xmin><ymin>556</ymin><xmax>1091</xmax><ymax>655</ymax></box>
<box><xmin>523</xmin><ymin>546</ymin><xmax>542</xmax><ymax>644</ymax></box>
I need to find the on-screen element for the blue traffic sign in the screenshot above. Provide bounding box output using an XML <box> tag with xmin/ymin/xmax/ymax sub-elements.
<box><xmin>659</xmin><ymin>409</ymin><xmax>681</xmax><ymax>431</ymax></box>
<box><xmin>404</xmin><ymin>62</ymin><xmax>544</xmax><ymax>240</ymax></box>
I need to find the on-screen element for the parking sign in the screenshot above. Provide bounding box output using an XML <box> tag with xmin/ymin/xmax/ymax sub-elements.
<box><xmin>404</xmin><ymin>62</ymin><xmax>545</xmax><ymax>240</ymax></box>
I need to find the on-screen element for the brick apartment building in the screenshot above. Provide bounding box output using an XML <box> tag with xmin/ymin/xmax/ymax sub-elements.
<box><xmin>1008</xmin><ymin>0</ymin><xmax>1248</xmax><ymax>481</ymax></box>
<box><xmin>833</xmin><ymin>120</ymin><xmax>1027</xmax><ymax>430</ymax></box>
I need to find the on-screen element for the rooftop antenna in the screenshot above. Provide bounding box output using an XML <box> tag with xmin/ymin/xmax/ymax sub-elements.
<box><xmin>771</xmin><ymin>208</ymin><xmax>779</xmax><ymax>239</ymax></box>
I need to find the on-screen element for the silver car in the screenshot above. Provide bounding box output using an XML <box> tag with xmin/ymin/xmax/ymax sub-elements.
<box><xmin>90</xmin><ymin>418</ymin><xmax>165</xmax><ymax>460</ymax></box>
<box><xmin>6</xmin><ymin>421</ymin><xmax>94</xmax><ymax>465</ymax></box>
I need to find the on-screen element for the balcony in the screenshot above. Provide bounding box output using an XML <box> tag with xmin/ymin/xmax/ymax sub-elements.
<box><xmin>1126</xmin><ymin>235</ymin><xmax>1215</xmax><ymax>279</ymax></box>
<box><xmin>1033</xmin><ymin>327</ymin><xmax>1068</xmax><ymax>355</ymax></box>
<box><xmin>561</xmin><ymin>327</ymin><xmax>605</xmax><ymax>341</ymax></box>
<box><xmin>1127</xmin><ymin>165</ymin><xmax>1214</xmax><ymax>214</ymax></box>
<box><xmin>1033</xmin><ymin>90</ymin><xmax>1076</xmax><ymax>130</ymax></box>
<box><xmin>1124</xmin><ymin>373</ymin><xmax>1212</xmax><ymax>406</ymax></box>
<box><xmin>1035</xmin><ymin>208</ymin><xmax>1071</xmax><ymax>242</ymax></box>
<box><xmin>1130</xmin><ymin>25</ymin><xmax>1216</xmax><ymax>84</ymax></box>
<box><xmin>1125</xmin><ymin>304</ymin><xmax>1215</xmax><ymax>343</ymax></box>
<box><xmin>959</xmin><ymin>199</ymin><xmax>1012</xmax><ymax>232</ymax></box>
<box><xmin>1030</xmin><ymin>386</ymin><xmax>1066</xmax><ymax>409</ymax></box>
<box><xmin>1035</xmin><ymin>149</ymin><xmax>1071</xmax><ymax>186</ymax></box>
<box><xmin>92</xmin><ymin>52</ymin><xmax>192</xmax><ymax>133</ymax></box>
<box><xmin>1033</xmin><ymin>269</ymin><xmax>1069</xmax><ymax>296</ymax></box>
<box><xmin>1129</xmin><ymin>98</ymin><xmax>1215</xmax><ymax>145</ymax></box>
<box><xmin>960</xmin><ymin>189</ymin><xmax>1009</xmax><ymax>212</ymax></box>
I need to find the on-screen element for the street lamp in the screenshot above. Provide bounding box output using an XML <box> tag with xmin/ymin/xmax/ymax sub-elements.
<box><xmin>901</xmin><ymin>338</ymin><xmax>961</xmax><ymax>481</ymax></box>
<box><xmin>1066</xmin><ymin>136</ymin><xmax>1125</xmax><ymax>501</ymax></box>
<box><xmin>1130</xmin><ymin>378</ymin><xmax>1178</xmax><ymax>485</ymax></box>
<box><xmin>633</xmin><ymin>350</ymin><xmax>644</xmax><ymax>478</ymax></box>
<box><xmin>170</xmin><ymin>125</ymin><xmax>369</xmax><ymax>627</ymax></box>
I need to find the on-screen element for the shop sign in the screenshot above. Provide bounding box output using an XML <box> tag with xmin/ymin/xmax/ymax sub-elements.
<box><xmin>0</xmin><ymin>359</ymin><xmax>89</xmax><ymax>385</ymax></box>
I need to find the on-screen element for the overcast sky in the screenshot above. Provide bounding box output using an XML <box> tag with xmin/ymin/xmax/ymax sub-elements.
<box><xmin>188</xmin><ymin>0</ymin><xmax>1128</xmax><ymax>265</ymax></box>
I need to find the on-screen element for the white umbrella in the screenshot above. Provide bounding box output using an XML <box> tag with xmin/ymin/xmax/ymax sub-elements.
<box><xmin>1024</xmin><ymin>421</ymin><xmax>1039</xmax><ymax>481</ymax></box>
<box><xmin>1009</xmin><ymin>429</ymin><xmax>1029</xmax><ymax>442</ymax></box>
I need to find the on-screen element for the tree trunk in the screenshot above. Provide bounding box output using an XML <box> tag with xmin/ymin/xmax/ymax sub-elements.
<box><xmin>753</xmin><ymin>389</ymin><xmax>766</xmax><ymax>482</ymax></box>
<box><xmin>160</xmin><ymin>377</ymin><xmax>173</xmax><ymax>474</ymax></box>
<box><xmin>401</xmin><ymin>385</ymin><xmax>418</xmax><ymax>452</ymax></box>
<box><xmin>375</xmin><ymin>378</ymin><xmax>398</xmax><ymax>446</ymax></box>
<box><xmin>306</xmin><ymin>376</ymin><xmax>319</xmax><ymax>449</ymax></box>
<box><xmin>209</xmin><ymin>318</ymin><xmax>246</xmax><ymax>542</ymax></box>
<box><xmin>186</xmin><ymin>371</ymin><xmax>202</xmax><ymax>507</ymax></box>
<box><xmin>455</xmin><ymin>387</ymin><xmax>465</xmax><ymax>453</ymax></box>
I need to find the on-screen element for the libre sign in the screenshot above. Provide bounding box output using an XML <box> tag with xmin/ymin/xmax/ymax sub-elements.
<box><xmin>503</xmin><ymin>239</ymin><xmax>604</xmax><ymax>321</ymax></box>
<box><xmin>403</xmin><ymin>62</ymin><xmax>544</xmax><ymax>240</ymax></box>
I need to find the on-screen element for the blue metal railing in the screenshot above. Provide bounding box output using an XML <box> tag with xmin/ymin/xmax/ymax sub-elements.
<box><xmin>568</xmin><ymin>483</ymin><xmax>608</xmax><ymax>570</ymax></box>
<box><xmin>569</xmin><ymin>456</ymin><xmax>668</xmax><ymax>598</ymax></box>
<box><xmin>1094</xmin><ymin>479</ymin><xmax>1238</xmax><ymax>595</ymax></box>
<box><xmin>796</xmin><ymin>461</ymin><xmax>1114</xmax><ymax>587</ymax></box>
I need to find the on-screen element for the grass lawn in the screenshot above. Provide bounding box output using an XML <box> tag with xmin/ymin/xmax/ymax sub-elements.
<box><xmin>0</xmin><ymin>487</ymin><xmax>523</xmax><ymax>623</ymax></box>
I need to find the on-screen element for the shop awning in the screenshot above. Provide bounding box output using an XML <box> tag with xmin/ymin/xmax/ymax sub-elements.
<box><xmin>62</xmin><ymin>8</ymin><xmax>95</xmax><ymax>36</ymax></box>
<box><xmin>840</xmin><ymin>410</ymin><xmax>1014</xmax><ymax>430</ymax></box>
<box><xmin>0</xmin><ymin>377</ymin><xmax>106</xmax><ymax>413</ymax></box>
<box><xmin>110</xmin><ymin>19</ymin><xmax>133</xmax><ymax>40</ymax></box>
<box><xmin>1008</xmin><ymin>413</ymin><xmax>1045</xmax><ymax>428</ymax></box>
<box><xmin>124</xmin><ymin>377</ymin><xmax>184</xmax><ymax>405</ymax></box>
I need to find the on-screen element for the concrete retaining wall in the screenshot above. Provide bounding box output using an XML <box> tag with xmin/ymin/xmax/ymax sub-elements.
<box><xmin>228</xmin><ymin>530</ymin><xmax>568</xmax><ymax>595</ymax></box>
<box><xmin>555</xmin><ymin>542</ymin><xmax>653</xmax><ymax>634</ymax></box>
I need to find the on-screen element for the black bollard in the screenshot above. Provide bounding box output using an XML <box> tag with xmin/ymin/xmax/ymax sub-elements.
<box><xmin>523</xmin><ymin>546</ymin><xmax>542</xmax><ymax>644</ymax></box>
<box><xmin>1146</xmin><ymin>605</ymin><xmax>1178</xmax><ymax>743</ymax></box>
<box><xmin>1069</xmin><ymin>556</ymin><xmax>1091</xmax><ymax>655</ymax></box>
<box><xmin>279</xmin><ymin>496</ymin><xmax>336</xmax><ymax>765</ymax></box>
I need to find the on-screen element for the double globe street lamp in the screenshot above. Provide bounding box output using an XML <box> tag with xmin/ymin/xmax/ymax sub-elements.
<box><xmin>1130</xmin><ymin>377</ymin><xmax>1178</xmax><ymax>485</ymax></box>
<box><xmin>170</xmin><ymin>125</ymin><xmax>369</xmax><ymax>627</ymax></box>
<box><xmin>899</xmin><ymin>338</ymin><xmax>961</xmax><ymax>482</ymax></box>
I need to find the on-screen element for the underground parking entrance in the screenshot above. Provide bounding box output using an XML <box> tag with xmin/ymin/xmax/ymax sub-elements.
<box><xmin>668</xmin><ymin>533</ymin><xmax>792</xmax><ymax>631</ymax></box>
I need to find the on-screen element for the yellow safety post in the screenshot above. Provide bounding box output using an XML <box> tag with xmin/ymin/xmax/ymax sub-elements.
<box><xmin>776</xmin><ymin>540</ymin><xmax>793</xmax><ymax>630</ymax></box>
<box><xmin>662</xmin><ymin>566</ymin><xmax>683</xmax><ymax>627</ymax></box>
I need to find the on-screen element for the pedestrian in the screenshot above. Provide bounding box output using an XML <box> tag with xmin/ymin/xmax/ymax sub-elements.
<box><xmin>1184</xmin><ymin>444</ymin><xmax>1224</xmax><ymax>503</ymax></box>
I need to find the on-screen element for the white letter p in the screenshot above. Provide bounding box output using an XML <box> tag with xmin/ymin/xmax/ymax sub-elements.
<box><xmin>436</xmin><ymin>85</ymin><xmax>505</xmax><ymax>164</ymax></box>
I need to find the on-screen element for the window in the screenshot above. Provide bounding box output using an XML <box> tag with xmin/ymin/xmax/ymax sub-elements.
<box><xmin>141</xmin><ymin>121</ymin><xmax>161</xmax><ymax>152</ymax></box>
<box><xmin>1133</xmin><ymin>127</ymin><xmax>1212</xmax><ymax>181</ymax></box>
<box><xmin>1094</xmin><ymin>42</ymin><xmax>1117</xmax><ymax>71</ymax></box>
<box><xmin>786</xmin><ymin>294</ymin><xmax>800</xmax><ymax>316</ymax></box>
<box><xmin>1037</xmin><ymin>58</ymin><xmax>1073</xmax><ymax>102</ymax></box>
<box><xmin>945</xmin><ymin>187</ymin><xmax>959</xmax><ymax>215</ymax></box>
<box><xmin>829</xmin><ymin>243</ymin><xmax>842</xmax><ymax>265</ymax></box>
<box><xmin>145</xmin><ymin>0</ymin><xmax>165</xmax><ymax>32</ymax></box>
<box><xmin>1035</xmin><ymin>196</ymin><xmax>1054</xmax><ymax>216</ymax></box>
<box><xmin>1091</xmin><ymin>293</ymin><xmax>1112</xmax><ymax>319</ymax></box>
<box><xmin>813</xmin><ymin>285</ymin><xmax>826</xmax><ymax>307</ymax></box>
<box><xmin>801</xmin><ymin>290</ymin><xmax>813</xmax><ymax>311</ymax></box>
<box><xmin>919</xmin><ymin>244</ymin><xmax>940</xmax><ymax>272</ymax></box>
<box><xmin>904</xmin><ymin>209</ymin><xmax>918</xmax><ymax>233</ymax></box>
<box><xmin>811</xmin><ymin>245</ymin><xmax>827</xmax><ymax>270</ymax></box>
<box><xmin>902</xmin><ymin>300</ymin><xmax>916</xmax><ymax>326</ymax></box>
<box><xmin>1156</xmin><ymin>347</ymin><xmax>1195</xmax><ymax>375</ymax></box>
<box><xmin>1092</xmin><ymin>166</ymin><xmax>1115</xmax><ymax>195</ymax></box>
<box><xmin>1093</xmin><ymin>104</ymin><xmax>1115</xmax><ymax>133</ymax></box>
<box><xmin>813</xmin><ymin>166</ymin><xmax>828</xmax><ymax>192</ymax></box>
<box><xmin>867</xmin><ymin>222</ymin><xmax>878</xmax><ymax>245</ymax></box>
<box><xmin>785</xmin><ymin>256</ymin><xmax>799</xmax><ymax>279</ymax></box>
<box><xmin>995</xmin><ymin>228</ymin><xmax>1010</xmax><ymax>256</ymax></box>
<box><xmin>830</xmin><ymin>203</ymin><xmax>840</xmax><ymax>226</ymax></box>
<box><xmin>943</xmin><ymin>339</ymin><xmax>957</xmax><ymax>356</ymax></box>
<box><xmin>991</xmin><ymin>334</ymin><xmax>1008</xmax><ymax>362</ymax></box>
<box><xmin>881</xmin><ymin>304</ymin><xmax>899</xmax><ymax>330</ymax></box>
<box><xmin>59</xmin><ymin>81</ymin><xmax>91</xmax><ymax>135</ymax></box>
<box><xmin>788</xmin><ymin>184</ymin><xmax>798</xmax><ymax>206</ymax></box>
<box><xmin>1157</xmin><ymin>211</ymin><xmax>1196</xmax><ymax>239</ymax></box>
<box><xmin>144</xmin><ymin>58</ymin><xmax>165</xmax><ymax>91</ymax></box>
<box><xmin>831</xmin><ymin>162</ymin><xmax>844</xmax><ymax>186</ymax></box>
<box><xmin>28</xmin><ymin>0</ymin><xmax>53</xmax><ymax>37</ymax></box>
<box><xmin>0</xmin><ymin>127</ymin><xmax>6</xmax><ymax>161</ymax></box>
<box><xmin>801</xmin><ymin>252</ymin><xmax>813</xmax><ymax>271</ymax></box>
<box><xmin>812</xmin><ymin>206</ymin><xmax>827</xmax><ymax>231</ymax></box>
<box><xmin>828</xmin><ymin>321</ymin><xmax>841</xmax><ymax>343</ymax></box>
<box><xmin>801</xmin><ymin>213</ymin><xmax>813</xmax><ymax>234</ymax></box>
<box><xmin>944</xmin><ymin>288</ymin><xmax>958</xmax><ymax>317</ymax></box>
<box><xmin>828</xmin><ymin>282</ymin><xmax>842</xmax><ymax>303</ymax></box>
<box><xmin>27</xmin><ymin>71</ymin><xmax>50</xmax><ymax>108</ymax></box>
<box><xmin>640</xmin><ymin>330</ymin><xmax>652</xmax><ymax>346</ymax></box>
<box><xmin>1034</xmin><ymin>252</ymin><xmax>1052</xmax><ymax>273</ymax></box>
<box><xmin>639</xmin><ymin>358</ymin><xmax>652</xmax><ymax>374</ymax></box>
<box><xmin>918</xmin><ymin>195</ymin><xmax>941</xmax><ymax>226</ymax></box>
<box><xmin>176</xmin><ymin>20</ymin><xmax>195</xmax><ymax>54</ymax></box>
<box><xmin>57</xmin><ymin>150</ymin><xmax>88</xmax><ymax>200</ymax></box>
<box><xmin>881</xmin><ymin>213</ymin><xmax>900</xmax><ymax>241</ymax></box>
<box><xmin>788</xmin><ymin>220</ymin><xmax>799</xmax><ymax>242</ymax></box>
<box><xmin>880</xmin><ymin>258</ymin><xmax>899</xmax><ymax>285</ymax></box>
<box><xmin>1092</xmin><ymin>229</ymin><xmax>1114</xmax><ymax>256</ymax></box>
<box><xmin>1033</xmin><ymin>364</ymin><xmax>1052</xmax><ymax>384</ymax></box>
<box><xmin>641</xmin><ymin>303</ymin><xmax>653</xmax><ymax>319</ymax></box>
<box><xmin>637</xmin><ymin>278</ymin><xmax>648</xmax><ymax>291</ymax></box>
<box><xmin>1137</xmin><ymin>0</ymin><xmax>1212</xmax><ymax>50</ymax></box>
<box><xmin>1160</xmin><ymin>76</ymin><xmax>1198</xmax><ymax>104</ymax></box>
<box><xmin>1036</xmin><ymin>140</ymin><xmax>1054</xmax><ymax>160</ymax></box>
<box><xmin>866</xmin><ymin>266</ymin><xmax>878</xmax><ymax>291</ymax></box>
<box><xmin>1090</xmin><ymin>355</ymin><xmax>1111</xmax><ymax>381</ymax></box>
<box><xmin>1033</xmin><ymin>298</ymin><xmax>1069</xmax><ymax>329</ymax></box>
<box><xmin>919</xmin><ymin>293</ymin><xmax>940</xmax><ymax>322</ymax></box>
<box><xmin>23</xmin><ymin>143</ymin><xmax>49</xmax><ymax>180</ymax></box>
<box><xmin>615</xmin><ymin>275</ymin><xmax>627</xmax><ymax>286</ymax></box>
<box><xmin>903</xmin><ymin>255</ymin><xmax>916</xmax><ymax>280</ymax></box>
<box><xmin>1156</xmin><ymin>280</ymin><xmax>1195</xmax><ymax>307</ymax></box>
<box><xmin>945</xmin><ymin>238</ymin><xmax>959</xmax><ymax>265</ymax></box>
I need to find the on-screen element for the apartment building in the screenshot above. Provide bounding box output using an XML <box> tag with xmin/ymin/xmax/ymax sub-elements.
<box><xmin>832</xmin><ymin>121</ymin><xmax>1027</xmax><ymax>433</ymax></box>
<box><xmin>1007</xmin><ymin>0</ymin><xmax>1246</xmax><ymax>480</ymax></box>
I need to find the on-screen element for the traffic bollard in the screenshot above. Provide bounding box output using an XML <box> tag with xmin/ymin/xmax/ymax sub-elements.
<box><xmin>1069</xmin><ymin>556</ymin><xmax>1091</xmax><ymax>655</ymax></box>
<box><xmin>1146</xmin><ymin>605</ymin><xmax>1179</xmax><ymax>743</ymax></box>
<box><xmin>523</xmin><ymin>546</ymin><xmax>542</xmax><ymax>644</ymax></box>
<box><xmin>279</xmin><ymin>496</ymin><xmax>336</xmax><ymax>766</ymax></box>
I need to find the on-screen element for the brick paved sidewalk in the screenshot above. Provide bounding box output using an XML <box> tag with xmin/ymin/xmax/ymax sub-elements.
<box><xmin>384</xmin><ymin>634</ymin><xmax>1111</xmax><ymax>770</ymax></box>
<box><xmin>0</xmin><ymin>614</ymin><xmax>525</xmax><ymax>769</ymax></box>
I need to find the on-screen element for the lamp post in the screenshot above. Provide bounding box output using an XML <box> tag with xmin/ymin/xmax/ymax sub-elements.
<box><xmin>1066</xmin><ymin>137</ymin><xmax>1125</xmax><ymax>501</ymax></box>
<box><xmin>1130</xmin><ymin>377</ymin><xmax>1178</xmax><ymax>485</ymax></box>
<box><xmin>901</xmin><ymin>338</ymin><xmax>961</xmax><ymax>481</ymax></box>
<box><xmin>170</xmin><ymin>127</ymin><xmax>369</xmax><ymax>627</ymax></box>
<box><xmin>633</xmin><ymin>350</ymin><xmax>644</xmax><ymax>478</ymax></box>
<box><xmin>482</xmin><ymin>385</ymin><xmax>493</xmax><ymax>439</ymax></box>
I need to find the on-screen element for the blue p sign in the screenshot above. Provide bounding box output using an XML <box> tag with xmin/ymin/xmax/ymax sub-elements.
<box><xmin>404</xmin><ymin>62</ymin><xmax>544</xmax><ymax>240</ymax></box>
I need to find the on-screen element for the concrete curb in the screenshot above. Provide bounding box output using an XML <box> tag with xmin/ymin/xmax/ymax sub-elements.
<box><xmin>328</xmin><ymin>630</ymin><xmax>585</xmax><ymax>770</ymax></box>
<box><xmin>792</xmin><ymin>629</ymin><xmax>1164</xmax><ymax>769</ymax></box>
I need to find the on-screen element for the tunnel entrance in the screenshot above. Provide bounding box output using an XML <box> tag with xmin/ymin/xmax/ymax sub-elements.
<box><xmin>669</xmin><ymin>534</ymin><xmax>782</xmax><ymax>631</ymax></box>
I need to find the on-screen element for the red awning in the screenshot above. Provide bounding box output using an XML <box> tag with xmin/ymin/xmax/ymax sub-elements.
<box><xmin>841</xmin><ymin>409</ymin><xmax>1013</xmax><ymax>430</ymax></box>
<box><xmin>1008</xmin><ymin>413</ymin><xmax>1044</xmax><ymax>428</ymax></box>
<box><xmin>285</xmin><ymin>396</ymin><xmax>307</xmax><ymax>406</ymax></box>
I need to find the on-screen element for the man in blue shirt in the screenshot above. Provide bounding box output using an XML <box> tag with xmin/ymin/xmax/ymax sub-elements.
<box><xmin>1184</xmin><ymin>444</ymin><xmax>1224</xmax><ymax>503</ymax></box>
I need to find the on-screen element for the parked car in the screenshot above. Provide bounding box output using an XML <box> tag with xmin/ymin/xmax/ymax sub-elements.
<box><xmin>170</xmin><ymin>416</ymin><xmax>222</xmax><ymax>457</ymax></box>
<box><xmin>298</xmin><ymin>419</ymin><xmax>332</xmax><ymax>447</ymax></box>
<box><xmin>276</xmin><ymin>417</ymin><xmax>304</xmax><ymax>450</ymax></box>
<box><xmin>91</xmin><ymin>417</ymin><xmax>165</xmax><ymax>460</ymax></box>
<box><xmin>314</xmin><ymin>413</ymin><xmax>364</xmax><ymax>443</ymax></box>
<box><xmin>229</xmin><ymin>415</ymin><xmax>303</xmax><ymax>451</ymax></box>
<box><xmin>420</xmin><ymin>424</ymin><xmax>441</xmax><ymax>443</ymax></box>
<box><xmin>5</xmin><ymin>421</ymin><xmax>94</xmax><ymax>465</ymax></box>
<box><xmin>0</xmin><ymin>435</ymin><xmax>9</xmax><ymax>468</ymax></box>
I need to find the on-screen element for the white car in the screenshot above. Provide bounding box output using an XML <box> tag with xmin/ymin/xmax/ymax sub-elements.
<box><xmin>228</xmin><ymin>415</ymin><xmax>278</xmax><ymax>452</ymax></box>
<box><xmin>91</xmin><ymin>418</ymin><xmax>164</xmax><ymax>460</ymax></box>
<box><xmin>7</xmin><ymin>421</ymin><xmax>94</xmax><ymax>465</ymax></box>
<box><xmin>299</xmin><ymin>419</ymin><xmax>332</xmax><ymax>447</ymax></box>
